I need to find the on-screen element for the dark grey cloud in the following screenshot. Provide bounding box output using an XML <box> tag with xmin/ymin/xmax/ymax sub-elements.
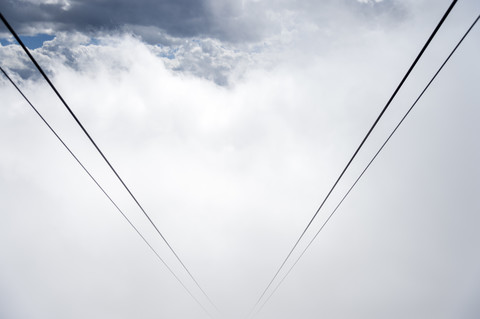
<box><xmin>2</xmin><ymin>0</ymin><xmax>207</xmax><ymax>34</ymax></box>
<box><xmin>0</xmin><ymin>0</ymin><xmax>267</xmax><ymax>42</ymax></box>
<box><xmin>0</xmin><ymin>0</ymin><xmax>406</xmax><ymax>44</ymax></box>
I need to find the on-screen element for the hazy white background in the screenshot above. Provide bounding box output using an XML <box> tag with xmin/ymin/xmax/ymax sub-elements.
<box><xmin>1</xmin><ymin>0</ymin><xmax>479</xmax><ymax>318</ymax></box>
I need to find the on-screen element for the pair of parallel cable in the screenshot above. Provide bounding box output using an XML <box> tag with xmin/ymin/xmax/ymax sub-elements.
<box><xmin>0</xmin><ymin>12</ymin><xmax>217</xmax><ymax>318</ymax></box>
<box><xmin>255</xmin><ymin>11</ymin><xmax>480</xmax><ymax>315</ymax></box>
<box><xmin>249</xmin><ymin>1</ymin><xmax>480</xmax><ymax>316</ymax></box>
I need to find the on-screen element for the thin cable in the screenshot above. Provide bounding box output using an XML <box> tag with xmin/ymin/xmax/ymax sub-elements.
<box><xmin>0</xmin><ymin>12</ymin><xmax>217</xmax><ymax>311</ymax></box>
<box><xmin>255</xmin><ymin>13</ymin><xmax>480</xmax><ymax>313</ymax></box>
<box><xmin>0</xmin><ymin>66</ymin><xmax>214</xmax><ymax>318</ymax></box>
<box><xmin>248</xmin><ymin>0</ymin><xmax>458</xmax><ymax>315</ymax></box>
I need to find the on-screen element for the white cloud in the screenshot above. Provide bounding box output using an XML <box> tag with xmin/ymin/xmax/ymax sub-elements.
<box><xmin>357</xmin><ymin>0</ymin><xmax>384</xmax><ymax>4</ymax></box>
<box><xmin>1</xmin><ymin>0</ymin><xmax>480</xmax><ymax>318</ymax></box>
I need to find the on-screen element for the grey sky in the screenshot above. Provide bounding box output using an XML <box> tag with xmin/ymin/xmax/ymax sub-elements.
<box><xmin>1</xmin><ymin>0</ymin><xmax>480</xmax><ymax>319</ymax></box>
<box><xmin>0</xmin><ymin>0</ymin><xmax>406</xmax><ymax>42</ymax></box>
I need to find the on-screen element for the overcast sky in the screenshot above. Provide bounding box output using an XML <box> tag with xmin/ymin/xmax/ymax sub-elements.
<box><xmin>1</xmin><ymin>0</ymin><xmax>480</xmax><ymax>319</ymax></box>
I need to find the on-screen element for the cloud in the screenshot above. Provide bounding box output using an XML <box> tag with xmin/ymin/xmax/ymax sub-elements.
<box><xmin>1</xmin><ymin>0</ymin><xmax>411</xmax><ymax>85</ymax></box>
<box><xmin>0</xmin><ymin>0</ymin><xmax>261</xmax><ymax>42</ymax></box>
<box><xmin>1</xmin><ymin>0</ymin><xmax>480</xmax><ymax>318</ymax></box>
<box><xmin>1</xmin><ymin>0</ymin><xmax>408</xmax><ymax>86</ymax></box>
<box><xmin>357</xmin><ymin>0</ymin><xmax>384</xmax><ymax>4</ymax></box>
<box><xmin>1</xmin><ymin>0</ymin><xmax>407</xmax><ymax>43</ymax></box>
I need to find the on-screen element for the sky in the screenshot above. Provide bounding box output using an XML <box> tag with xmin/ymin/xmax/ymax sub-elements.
<box><xmin>0</xmin><ymin>0</ymin><xmax>479</xmax><ymax>318</ymax></box>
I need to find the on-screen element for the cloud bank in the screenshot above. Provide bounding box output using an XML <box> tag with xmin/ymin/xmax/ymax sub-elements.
<box><xmin>1</xmin><ymin>0</ymin><xmax>480</xmax><ymax>318</ymax></box>
<box><xmin>1</xmin><ymin>0</ymin><xmax>405</xmax><ymax>43</ymax></box>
